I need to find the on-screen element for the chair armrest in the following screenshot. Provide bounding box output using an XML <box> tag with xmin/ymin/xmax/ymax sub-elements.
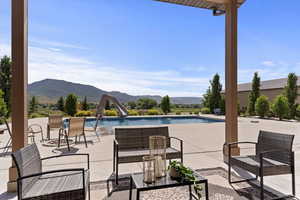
<box><xmin>41</xmin><ymin>154</ymin><xmax>90</xmax><ymax>169</ymax></box>
<box><xmin>169</xmin><ymin>137</ymin><xmax>183</xmax><ymax>152</ymax></box>
<box><xmin>226</xmin><ymin>142</ymin><xmax>257</xmax><ymax>159</ymax></box>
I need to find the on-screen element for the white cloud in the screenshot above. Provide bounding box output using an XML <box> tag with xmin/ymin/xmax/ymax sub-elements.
<box><xmin>0</xmin><ymin>42</ymin><xmax>206</xmax><ymax>97</ymax></box>
<box><xmin>30</xmin><ymin>38</ymin><xmax>90</xmax><ymax>50</ymax></box>
<box><xmin>261</xmin><ymin>60</ymin><xmax>276</xmax><ymax>67</ymax></box>
<box><xmin>182</xmin><ymin>66</ymin><xmax>206</xmax><ymax>72</ymax></box>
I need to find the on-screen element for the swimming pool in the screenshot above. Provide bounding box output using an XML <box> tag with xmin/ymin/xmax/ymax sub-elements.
<box><xmin>81</xmin><ymin>116</ymin><xmax>223</xmax><ymax>128</ymax></box>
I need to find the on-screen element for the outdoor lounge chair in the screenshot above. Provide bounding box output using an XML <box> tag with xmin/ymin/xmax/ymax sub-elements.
<box><xmin>59</xmin><ymin>117</ymin><xmax>87</xmax><ymax>151</ymax></box>
<box><xmin>227</xmin><ymin>130</ymin><xmax>295</xmax><ymax>200</ymax></box>
<box><xmin>12</xmin><ymin>143</ymin><xmax>90</xmax><ymax>200</ymax></box>
<box><xmin>47</xmin><ymin>114</ymin><xmax>64</xmax><ymax>140</ymax></box>
<box><xmin>113</xmin><ymin>126</ymin><xmax>183</xmax><ymax>184</ymax></box>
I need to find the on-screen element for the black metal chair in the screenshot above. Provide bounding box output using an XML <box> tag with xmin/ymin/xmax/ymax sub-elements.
<box><xmin>12</xmin><ymin>144</ymin><xmax>90</xmax><ymax>200</ymax></box>
<box><xmin>227</xmin><ymin>130</ymin><xmax>295</xmax><ymax>200</ymax></box>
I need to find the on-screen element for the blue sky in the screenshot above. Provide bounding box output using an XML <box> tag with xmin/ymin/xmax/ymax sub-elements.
<box><xmin>1</xmin><ymin>0</ymin><xmax>300</xmax><ymax>97</ymax></box>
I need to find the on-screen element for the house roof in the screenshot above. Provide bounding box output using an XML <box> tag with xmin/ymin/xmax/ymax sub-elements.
<box><xmin>237</xmin><ymin>76</ymin><xmax>300</xmax><ymax>92</ymax></box>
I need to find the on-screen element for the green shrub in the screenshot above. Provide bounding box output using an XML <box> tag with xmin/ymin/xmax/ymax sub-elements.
<box><xmin>65</xmin><ymin>94</ymin><xmax>78</xmax><ymax>116</ymax></box>
<box><xmin>272</xmin><ymin>95</ymin><xmax>289</xmax><ymax>120</ymax></box>
<box><xmin>255</xmin><ymin>95</ymin><xmax>270</xmax><ymax>118</ymax></box>
<box><xmin>75</xmin><ymin>110</ymin><xmax>93</xmax><ymax>117</ymax></box>
<box><xmin>30</xmin><ymin>113</ymin><xmax>43</xmax><ymax>118</ymax></box>
<box><xmin>146</xmin><ymin>109</ymin><xmax>161</xmax><ymax>115</ymax></box>
<box><xmin>201</xmin><ymin>107</ymin><xmax>210</xmax><ymax>114</ymax></box>
<box><xmin>176</xmin><ymin>111</ymin><xmax>181</xmax><ymax>115</ymax></box>
<box><xmin>0</xmin><ymin>90</ymin><xmax>7</xmax><ymax>118</ymax></box>
<box><xmin>296</xmin><ymin>104</ymin><xmax>300</xmax><ymax>119</ymax></box>
<box><xmin>128</xmin><ymin>110</ymin><xmax>139</xmax><ymax>116</ymax></box>
<box><xmin>104</xmin><ymin>110</ymin><xmax>118</xmax><ymax>116</ymax></box>
<box><xmin>138</xmin><ymin>110</ymin><xmax>147</xmax><ymax>116</ymax></box>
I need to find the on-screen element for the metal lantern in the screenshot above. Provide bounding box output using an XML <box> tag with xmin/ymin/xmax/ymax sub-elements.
<box><xmin>149</xmin><ymin>135</ymin><xmax>167</xmax><ymax>178</ymax></box>
<box><xmin>143</xmin><ymin>155</ymin><xmax>156</xmax><ymax>183</ymax></box>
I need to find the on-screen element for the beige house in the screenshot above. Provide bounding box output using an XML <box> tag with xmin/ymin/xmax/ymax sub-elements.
<box><xmin>237</xmin><ymin>77</ymin><xmax>300</xmax><ymax>108</ymax></box>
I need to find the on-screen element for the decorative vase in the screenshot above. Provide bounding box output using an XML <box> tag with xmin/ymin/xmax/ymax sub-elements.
<box><xmin>149</xmin><ymin>136</ymin><xmax>167</xmax><ymax>178</ymax></box>
<box><xmin>143</xmin><ymin>155</ymin><xmax>156</xmax><ymax>184</ymax></box>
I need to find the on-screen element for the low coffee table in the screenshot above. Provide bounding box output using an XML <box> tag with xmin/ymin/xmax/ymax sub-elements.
<box><xmin>129</xmin><ymin>172</ymin><xmax>209</xmax><ymax>200</ymax></box>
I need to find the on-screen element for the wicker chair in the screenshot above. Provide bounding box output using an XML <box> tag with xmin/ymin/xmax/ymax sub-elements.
<box><xmin>227</xmin><ymin>130</ymin><xmax>295</xmax><ymax>200</ymax></box>
<box><xmin>113</xmin><ymin>126</ymin><xmax>183</xmax><ymax>184</ymax></box>
<box><xmin>47</xmin><ymin>115</ymin><xmax>64</xmax><ymax>140</ymax></box>
<box><xmin>11</xmin><ymin>143</ymin><xmax>90</xmax><ymax>200</ymax></box>
<box><xmin>60</xmin><ymin>117</ymin><xmax>87</xmax><ymax>151</ymax></box>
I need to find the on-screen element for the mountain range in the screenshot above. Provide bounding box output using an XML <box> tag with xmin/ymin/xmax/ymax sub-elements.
<box><xmin>28</xmin><ymin>79</ymin><xmax>201</xmax><ymax>104</ymax></box>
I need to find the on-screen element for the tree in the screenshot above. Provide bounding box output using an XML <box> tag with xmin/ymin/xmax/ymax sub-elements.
<box><xmin>65</xmin><ymin>94</ymin><xmax>78</xmax><ymax>116</ymax></box>
<box><xmin>161</xmin><ymin>95</ymin><xmax>171</xmax><ymax>114</ymax></box>
<box><xmin>202</xmin><ymin>87</ymin><xmax>211</xmax><ymax>110</ymax></box>
<box><xmin>247</xmin><ymin>72</ymin><xmax>261</xmax><ymax>115</ymax></box>
<box><xmin>0</xmin><ymin>90</ymin><xmax>8</xmax><ymax>119</ymax></box>
<box><xmin>209</xmin><ymin>74</ymin><xmax>222</xmax><ymax>113</ymax></box>
<box><xmin>284</xmin><ymin>73</ymin><xmax>298</xmax><ymax>119</ymax></box>
<box><xmin>57</xmin><ymin>96</ymin><xmax>65</xmax><ymax>112</ymax></box>
<box><xmin>0</xmin><ymin>56</ymin><xmax>12</xmax><ymax>116</ymax></box>
<box><xmin>127</xmin><ymin>101</ymin><xmax>137</xmax><ymax>109</ymax></box>
<box><xmin>272</xmin><ymin>95</ymin><xmax>289</xmax><ymax>120</ymax></box>
<box><xmin>29</xmin><ymin>96</ymin><xmax>38</xmax><ymax>114</ymax></box>
<box><xmin>81</xmin><ymin>96</ymin><xmax>89</xmax><ymax>111</ymax></box>
<box><xmin>255</xmin><ymin>95</ymin><xmax>270</xmax><ymax>118</ymax></box>
<box><xmin>137</xmin><ymin>98</ymin><xmax>157</xmax><ymax>109</ymax></box>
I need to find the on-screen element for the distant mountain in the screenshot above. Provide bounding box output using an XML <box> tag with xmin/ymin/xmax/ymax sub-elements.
<box><xmin>28</xmin><ymin>79</ymin><xmax>201</xmax><ymax>104</ymax></box>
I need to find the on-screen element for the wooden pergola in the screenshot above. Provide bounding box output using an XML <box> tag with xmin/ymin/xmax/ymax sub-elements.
<box><xmin>7</xmin><ymin>0</ymin><xmax>244</xmax><ymax>191</ymax></box>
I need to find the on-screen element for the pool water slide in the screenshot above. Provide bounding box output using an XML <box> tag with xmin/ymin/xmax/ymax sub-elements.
<box><xmin>96</xmin><ymin>94</ymin><xmax>128</xmax><ymax>118</ymax></box>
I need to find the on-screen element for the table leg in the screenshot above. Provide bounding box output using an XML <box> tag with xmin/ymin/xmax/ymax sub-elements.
<box><xmin>189</xmin><ymin>185</ymin><xmax>192</xmax><ymax>200</ymax></box>
<box><xmin>129</xmin><ymin>177</ymin><xmax>133</xmax><ymax>200</ymax></box>
<box><xmin>205</xmin><ymin>180</ymin><xmax>209</xmax><ymax>200</ymax></box>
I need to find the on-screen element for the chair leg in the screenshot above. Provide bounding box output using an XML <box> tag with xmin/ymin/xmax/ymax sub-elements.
<box><xmin>292</xmin><ymin>170</ymin><xmax>296</xmax><ymax>196</ymax></box>
<box><xmin>116</xmin><ymin>161</ymin><xmax>119</xmax><ymax>185</ymax></box>
<box><xmin>228</xmin><ymin>159</ymin><xmax>231</xmax><ymax>184</ymax></box>
<box><xmin>260</xmin><ymin>175</ymin><xmax>264</xmax><ymax>200</ymax></box>
<box><xmin>58</xmin><ymin>130</ymin><xmax>61</xmax><ymax>148</ymax></box>
<box><xmin>88</xmin><ymin>182</ymin><xmax>91</xmax><ymax>200</ymax></box>
<box><xmin>83</xmin><ymin>133</ymin><xmax>88</xmax><ymax>148</ymax></box>
<box><xmin>65</xmin><ymin>135</ymin><xmax>70</xmax><ymax>151</ymax></box>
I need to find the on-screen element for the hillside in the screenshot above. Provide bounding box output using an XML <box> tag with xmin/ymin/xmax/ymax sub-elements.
<box><xmin>28</xmin><ymin>79</ymin><xmax>201</xmax><ymax>104</ymax></box>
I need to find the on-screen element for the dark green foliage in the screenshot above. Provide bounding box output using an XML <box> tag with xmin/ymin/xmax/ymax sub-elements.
<box><xmin>272</xmin><ymin>95</ymin><xmax>289</xmax><ymax>120</ymax></box>
<box><xmin>105</xmin><ymin>100</ymin><xmax>111</xmax><ymax>110</ymax></box>
<box><xmin>296</xmin><ymin>104</ymin><xmax>300</xmax><ymax>119</ymax></box>
<box><xmin>127</xmin><ymin>101</ymin><xmax>137</xmax><ymax>109</ymax></box>
<box><xmin>161</xmin><ymin>95</ymin><xmax>171</xmax><ymax>114</ymax></box>
<box><xmin>209</xmin><ymin>74</ymin><xmax>222</xmax><ymax>113</ymax></box>
<box><xmin>202</xmin><ymin>87</ymin><xmax>211</xmax><ymax>110</ymax></box>
<box><xmin>247</xmin><ymin>72</ymin><xmax>260</xmax><ymax>115</ymax></box>
<box><xmin>255</xmin><ymin>95</ymin><xmax>270</xmax><ymax>118</ymax></box>
<box><xmin>29</xmin><ymin>96</ymin><xmax>38</xmax><ymax>114</ymax></box>
<box><xmin>220</xmin><ymin>96</ymin><xmax>225</xmax><ymax>114</ymax></box>
<box><xmin>0</xmin><ymin>90</ymin><xmax>8</xmax><ymax>119</ymax></box>
<box><xmin>65</xmin><ymin>94</ymin><xmax>78</xmax><ymax>116</ymax></box>
<box><xmin>137</xmin><ymin>98</ymin><xmax>157</xmax><ymax>109</ymax></box>
<box><xmin>81</xmin><ymin>96</ymin><xmax>89</xmax><ymax>111</ymax></box>
<box><xmin>57</xmin><ymin>96</ymin><xmax>65</xmax><ymax>112</ymax></box>
<box><xmin>284</xmin><ymin>73</ymin><xmax>298</xmax><ymax>119</ymax></box>
<box><xmin>0</xmin><ymin>56</ymin><xmax>12</xmax><ymax>116</ymax></box>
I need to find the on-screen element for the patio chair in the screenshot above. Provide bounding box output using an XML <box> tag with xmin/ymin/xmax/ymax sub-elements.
<box><xmin>47</xmin><ymin>114</ymin><xmax>64</xmax><ymax>140</ymax></box>
<box><xmin>27</xmin><ymin>124</ymin><xmax>44</xmax><ymax>143</ymax></box>
<box><xmin>59</xmin><ymin>117</ymin><xmax>87</xmax><ymax>151</ymax></box>
<box><xmin>11</xmin><ymin>143</ymin><xmax>90</xmax><ymax>200</ymax></box>
<box><xmin>227</xmin><ymin>130</ymin><xmax>295</xmax><ymax>200</ymax></box>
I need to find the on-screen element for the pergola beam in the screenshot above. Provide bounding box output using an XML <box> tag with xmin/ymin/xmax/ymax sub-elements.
<box><xmin>8</xmin><ymin>0</ymin><xmax>28</xmax><ymax>192</ymax></box>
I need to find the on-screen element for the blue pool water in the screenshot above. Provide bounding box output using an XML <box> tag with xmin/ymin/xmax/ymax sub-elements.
<box><xmin>81</xmin><ymin>116</ymin><xmax>223</xmax><ymax>128</ymax></box>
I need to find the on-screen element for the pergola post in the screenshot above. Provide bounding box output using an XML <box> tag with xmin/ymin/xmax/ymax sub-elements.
<box><xmin>224</xmin><ymin>0</ymin><xmax>240</xmax><ymax>158</ymax></box>
<box><xmin>7</xmin><ymin>0</ymin><xmax>28</xmax><ymax>192</ymax></box>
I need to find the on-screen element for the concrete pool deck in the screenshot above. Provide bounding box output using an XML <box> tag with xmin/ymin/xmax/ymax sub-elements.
<box><xmin>0</xmin><ymin>114</ymin><xmax>300</xmax><ymax>199</ymax></box>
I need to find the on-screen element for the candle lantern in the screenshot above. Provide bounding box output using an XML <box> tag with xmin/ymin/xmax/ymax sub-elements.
<box><xmin>143</xmin><ymin>155</ymin><xmax>156</xmax><ymax>183</ymax></box>
<box><xmin>149</xmin><ymin>135</ymin><xmax>167</xmax><ymax>178</ymax></box>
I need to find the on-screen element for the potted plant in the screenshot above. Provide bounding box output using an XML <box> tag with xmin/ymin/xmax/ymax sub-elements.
<box><xmin>168</xmin><ymin>161</ymin><xmax>202</xmax><ymax>198</ymax></box>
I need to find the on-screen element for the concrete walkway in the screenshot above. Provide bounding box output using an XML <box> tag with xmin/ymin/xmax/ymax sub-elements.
<box><xmin>0</xmin><ymin>115</ymin><xmax>299</xmax><ymax>199</ymax></box>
